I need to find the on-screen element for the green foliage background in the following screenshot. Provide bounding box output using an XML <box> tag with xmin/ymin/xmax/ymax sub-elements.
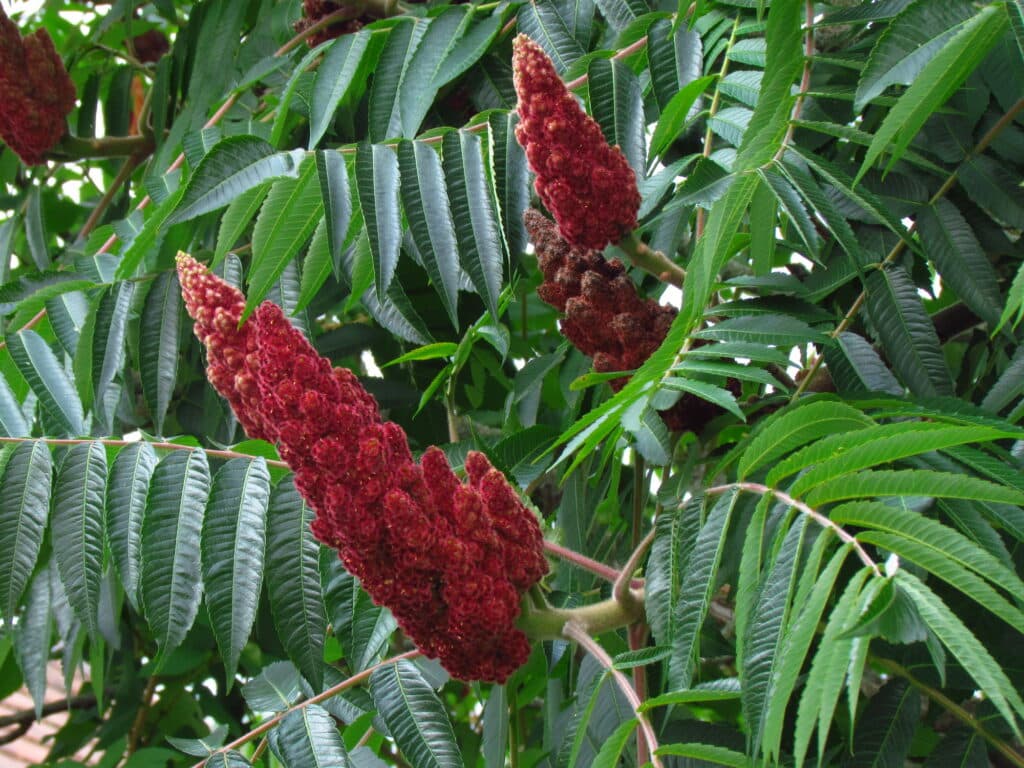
<box><xmin>1</xmin><ymin>0</ymin><xmax>1023</xmax><ymax>766</ymax></box>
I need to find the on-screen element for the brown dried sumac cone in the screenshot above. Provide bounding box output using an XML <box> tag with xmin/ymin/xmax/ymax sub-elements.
<box><xmin>0</xmin><ymin>9</ymin><xmax>76</xmax><ymax>165</ymax></box>
<box><xmin>526</xmin><ymin>209</ymin><xmax>733</xmax><ymax>434</ymax></box>
<box><xmin>177</xmin><ymin>254</ymin><xmax>549</xmax><ymax>683</ymax></box>
<box><xmin>512</xmin><ymin>34</ymin><xmax>640</xmax><ymax>251</ymax></box>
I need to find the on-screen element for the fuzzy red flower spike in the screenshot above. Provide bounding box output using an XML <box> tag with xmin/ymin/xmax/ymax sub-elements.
<box><xmin>0</xmin><ymin>9</ymin><xmax>76</xmax><ymax>165</ymax></box>
<box><xmin>512</xmin><ymin>34</ymin><xmax>640</xmax><ymax>251</ymax></box>
<box><xmin>177</xmin><ymin>254</ymin><xmax>548</xmax><ymax>683</ymax></box>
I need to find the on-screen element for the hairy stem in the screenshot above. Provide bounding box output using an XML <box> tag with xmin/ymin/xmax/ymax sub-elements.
<box><xmin>519</xmin><ymin>592</ymin><xmax>644</xmax><ymax>640</ymax></box>
<box><xmin>543</xmin><ymin>540</ymin><xmax>643</xmax><ymax>587</ymax></box>
<box><xmin>705</xmin><ymin>481</ymin><xmax>880</xmax><ymax>574</ymax></box>
<box><xmin>619</xmin><ymin>233</ymin><xmax>686</xmax><ymax>288</ymax></box>
<box><xmin>563</xmin><ymin>621</ymin><xmax>664</xmax><ymax>768</ymax></box>
<box><xmin>194</xmin><ymin>650</ymin><xmax>421</xmax><ymax>768</ymax></box>
<box><xmin>613</xmin><ymin>527</ymin><xmax>655</xmax><ymax>614</ymax></box>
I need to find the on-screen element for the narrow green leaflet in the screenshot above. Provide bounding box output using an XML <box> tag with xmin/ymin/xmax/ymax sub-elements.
<box><xmin>488</xmin><ymin>112</ymin><xmax>530</xmax><ymax>266</ymax></box>
<box><xmin>958</xmin><ymin>154</ymin><xmax>1024</xmax><ymax>231</ymax></box>
<box><xmin>916</xmin><ymin>200</ymin><xmax>1002</xmax><ymax>328</ymax></box>
<box><xmin>91</xmin><ymin>281</ymin><xmax>134</xmax><ymax>434</ymax></box>
<box><xmin>830</xmin><ymin>500</ymin><xmax>1024</xmax><ymax>598</ymax></box>
<box><xmin>766</xmin><ymin>421</ymin><xmax>946</xmax><ymax>486</ymax></box>
<box><xmin>656</xmin><ymin>743</ymin><xmax>752</xmax><ymax>767</ymax></box>
<box><xmin>202</xmin><ymin>458</ymin><xmax>270</xmax><ymax>685</ymax></box>
<box><xmin>517</xmin><ymin>1</ymin><xmax>585</xmax><ymax>73</ymax></box>
<box><xmin>368</xmin><ymin>18</ymin><xmax>425</xmax><ymax>141</ymax></box>
<box><xmin>662</xmin><ymin>377</ymin><xmax>744</xmax><ymax>420</ymax></box>
<box><xmin>719</xmin><ymin>70</ymin><xmax>762</xmax><ymax>109</ymax></box>
<box><xmin>310</xmin><ymin>30</ymin><xmax>377</xmax><ymax>149</ymax></box>
<box><xmin>370</xmin><ymin>660</ymin><xmax>464</xmax><ymax>768</ymax></box>
<box><xmin>793</xmin><ymin>567</ymin><xmax>876</xmax><ymax>767</ymax></box>
<box><xmin>787</xmin><ymin>425</ymin><xmax>1015</xmax><ymax>499</ymax></box>
<box><xmin>861</xmin><ymin>531</ymin><xmax>1024</xmax><ymax>634</ymax></box>
<box><xmin>825</xmin><ymin>331</ymin><xmax>904</xmax><ymax>396</ymax></box>
<box><xmin>865</xmin><ymin>266</ymin><xmax>954</xmax><ymax>398</ymax></box>
<box><xmin>443</xmin><ymin>130</ymin><xmax>504</xmax><ymax>321</ymax></box>
<box><xmin>435</xmin><ymin>8</ymin><xmax>505</xmax><ymax>84</ymax></box>
<box><xmin>593</xmin><ymin>0</ymin><xmax>642</xmax><ymax>32</ymax></box>
<box><xmin>898</xmin><ymin>571</ymin><xmax>1024</xmax><ymax>738</ymax></box>
<box><xmin>140</xmin><ymin>449</ymin><xmax>210</xmax><ymax>665</ymax></box>
<box><xmin>315</xmin><ymin>150</ymin><xmax>352</xmax><ymax>275</ymax></box>
<box><xmin>14</xmin><ymin>564</ymin><xmax>51</xmax><ymax>718</ymax></box>
<box><xmin>356</xmin><ymin>142</ymin><xmax>403</xmax><ymax>300</ymax></box>
<box><xmin>297</xmin><ymin>220</ymin><xmax>332</xmax><ymax>313</ymax></box>
<box><xmin>321</xmin><ymin>556</ymin><xmax>397</xmax><ymax>672</ymax></box>
<box><xmin>398</xmin><ymin>7</ymin><xmax>473</xmax><ymax>137</ymax></box>
<box><xmin>106</xmin><ymin>442</ymin><xmax>157</xmax><ymax>609</ymax></box>
<box><xmin>623</xmin><ymin>401</ymin><xmax>673</xmax><ymax>464</ymax></box>
<box><xmin>242</xmin><ymin>661</ymin><xmax>303</xmax><ymax>713</ymax></box>
<box><xmin>0</xmin><ymin>271</ymin><xmax>95</xmax><ymax>317</ymax></box>
<box><xmin>140</xmin><ymin>271</ymin><xmax>182</xmax><ymax>435</ymax></box>
<box><xmin>778</xmin><ymin>157</ymin><xmax>863</xmax><ymax>262</ymax></box>
<box><xmin>649</xmin><ymin>75</ymin><xmax>717</xmax><ymax>162</ymax></box>
<box><xmin>213</xmin><ymin>184</ymin><xmax>270</xmax><ymax>268</ymax></box>
<box><xmin>245</xmin><ymin>156</ymin><xmax>323</xmax><ymax>320</ymax></box>
<box><xmin>0</xmin><ymin>441</ymin><xmax>51</xmax><ymax>620</ymax></box>
<box><xmin>981</xmin><ymin>347</ymin><xmax>1024</xmax><ymax>415</ymax></box>
<box><xmin>645</xmin><ymin>496</ymin><xmax>702</xmax><ymax>649</ymax></box>
<box><xmin>641</xmin><ymin>679</ymin><xmax>743</xmax><ymax>711</ymax></box>
<box><xmin>696</xmin><ymin>314</ymin><xmax>828</xmax><ymax>347</ymax></box>
<box><xmin>266</xmin><ymin>477</ymin><xmax>327</xmax><ymax>690</ymax></box>
<box><xmin>995</xmin><ymin>260</ymin><xmax>1024</xmax><ymax>335</ymax></box>
<box><xmin>7</xmin><ymin>330</ymin><xmax>85</xmax><ymax>436</ymax></box>
<box><xmin>738</xmin><ymin>399</ymin><xmax>874</xmax><ymax>480</ymax></box>
<box><xmin>46</xmin><ymin>290</ymin><xmax>89</xmax><ymax>358</ymax></box>
<box><xmin>25</xmin><ymin>187</ymin><xmax>49</xmax><ymax>270</ymax></box>
<box><xmin>742</xmin><ymin>519</ymin><xmax>809</xmax><ymax>755</ymax></box>
<box><xmin>1011</xmin><ymin>0</ymin><xmax>1024</xmax><ymax>59</ymax></box>
<box><xmin>360</xmin><ymin>274</ymin><xmax>434</xmax><ymax>345</ymax></box>
<box><xmin>805</xmin><ymin>469</ymin><xmax>1024</xmax><ymax>507</ymax></box>
<box><xmin>52</xmin><ymin>441</ymin><xmax>106</xmax><ymax>639</ymax></box>
<box><xmin>482</xmin><ymin>685</ymin><xmax>508</xmax><ymax>768</ymax></box>
<box><xmin>671</xmin><ymin>489</ymin><xmax>738</xmax><ymax>690</ymax></box>
<box><xmin>398</xmin><ymin>140</ymin><xmax>460</xmax><ymax>327</ymax></box>
<box><xmin>760</xmin><ymin>542</ymin><xmax>851</xmax><ymax>763</ymax></box>
<box><xmin>115</xmin><ymin>182</ymin><xmax>185</xmax><ymax>280</ymax></box>
<box><xmin>0</xmin><ymin>376</ymin><xmax>29</xmax><ymax>437</ymax></box>
<box><xmin>854</xmin><ymin>0</ymin><xmax>975</xmax><ymax>111</ymax></box>
<box><xmin>856</xmin><ymin>5</ymin><xmax>1009</xmax><ymax>181</ymax></box>
<box><xmin>267</xmin><ymin>703</ymin><xmax>353</xmax><ymax>768</ymax></box>
<box><xmin>591</xmin><ymin>719</ymin><xmax>638</xmax><ymax>768</ymax></box>
<box><xmin>588</xmin><ymin>58</ymin><xmax>644</xmax><ymax>175</ymax></box>
<box><xmin>167</xmin><ymin>136</ymin><xmax>306</xmax><ymax>225</ymax></box>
